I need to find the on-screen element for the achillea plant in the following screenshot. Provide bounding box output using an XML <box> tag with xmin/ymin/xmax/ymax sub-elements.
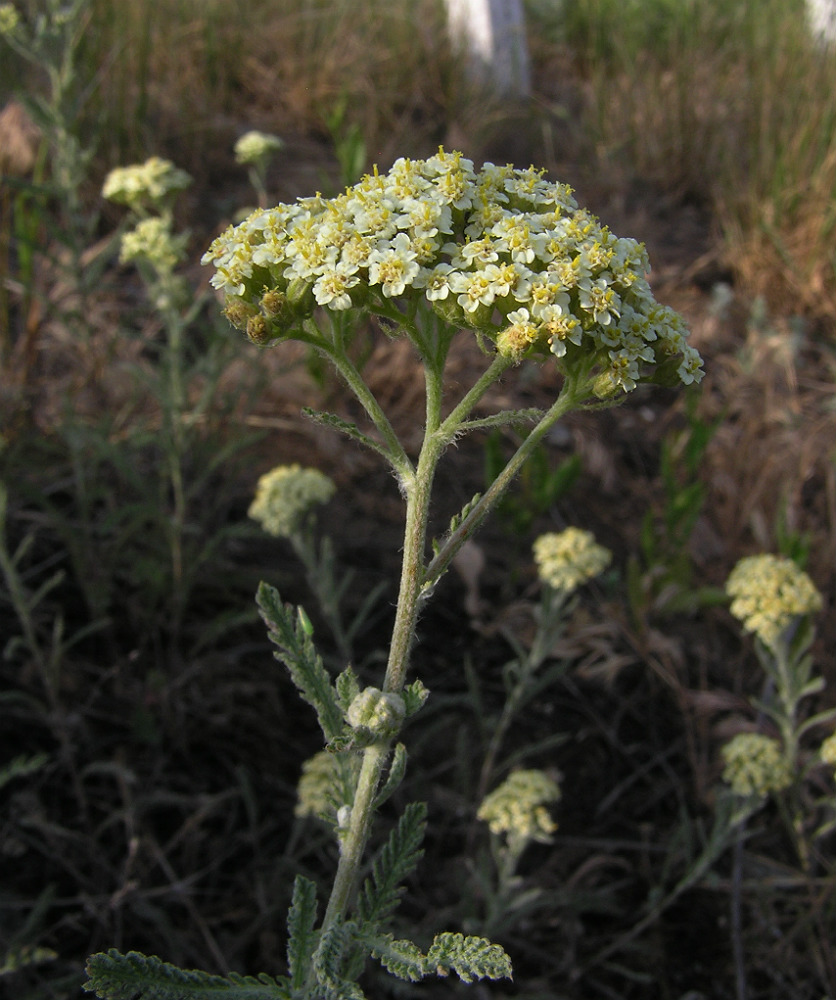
<box><xmin>84</xmin><ymin>150</ymin><xmax>702</xmax><ymax>999</ymax></box>
<box><xmin>721</xmin><ymin>554</ymin><xmax>834</xmax><ymax>867</ymax></box>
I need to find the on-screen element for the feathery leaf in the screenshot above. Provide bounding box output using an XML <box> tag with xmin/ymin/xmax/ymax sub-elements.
<box><xmin>286</xmin><ymin>876</ymin><xmax>318</xmax><ymax>992</ymax></box>
<box><xmin>256</xmin><ymin>583</ymin><xmax>343</xmax><ymax>740</ymax></box>
<box><xmin>425</xmin><ymin>933</ymin><xmax>512</xmax><ymax>983</ymax></box>
<box><xmin>357</xmin><ymin>802</ymin><xmax>426</xmax><ymax>928</ymax></box>
<box><xmin>83</xmin><ymin>950</ymin><xmax>291</xmax><ymax>1000</ymax></box>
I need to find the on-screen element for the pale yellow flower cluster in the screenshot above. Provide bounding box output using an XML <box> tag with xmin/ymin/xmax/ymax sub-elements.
<box><xmin>725</xmin><ymin>554</ymin><xmax>822</xmax><ymax>650</ymax></box>
<box><xmin>248</xmin><ymin>464</ymin><xmax>335</xmax><ymax>538</ymax></box>
<box><xmin>234</xmin><ymin>130</ymin><xmax>284</xmax><ymax>166</ymax></box>
<box><xmin>533</xmin><ymin>527</ymin><xmax>611</xmax><ymax>594</ymax></box>
<box><xmin>0</xmin><ymin>3</ymin><xmax>19</xmax><ymax>34</ymax></box>
<box><xmin>477</xmin><ymin>769</ymin><xmax>560</xmax><ymax>843</ymax></box>
<box><xmin>119</xmin><ymin>217</ymin><xmax>188</xmax><ymax>274</ymax></box>
<box><xmin>721</xmin><ymin>732</ymin><xmax>792</xmax><ymax>798</ymax></box>
<box><xmin>295</xmin><ymin>750</ymin><xmax>339</xmax><ymax>819</ymax></box>
<box><xmin>819</xmin><ymin>732</ymin><xmax>836</xmax><ymax>767</ymax></box>
<box><xmin>202</xmin><ymin>149</ymin><xmax>703</xmax><ymax>393</ymax></box>
<box><xmin>102</xmin><ymin>156</ymin><xmax>192</xmax><ymax>211</ymax></box>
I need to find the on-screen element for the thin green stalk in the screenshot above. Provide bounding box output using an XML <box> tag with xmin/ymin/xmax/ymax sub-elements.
<box><xmin>314</xmin><ymin>325</ymin><xmax>413</xmax><ymax>483</ymax></box>
<box><xmin>318</xmin><ymin>740</ymin><xmax>390</xmax><ymax>934</ymax></box>
<box><xmin>317</xmin><ymin>328</ymin><xmax>507</xmax><ymax>940</ymax></box>
<box><xmin>424</xmin><ymin>372</ymin><xmax>590</xmax><ymax>594</ymax></box>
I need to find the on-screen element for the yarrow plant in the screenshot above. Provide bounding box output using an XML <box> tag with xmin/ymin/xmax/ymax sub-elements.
<box><xmin>85</xmin><ymin>151</ymin><xmax>702</xmax><ymax>999</ymax></box>
<box><xmin>234</xmin><ymin>130</ymin><xmax>285</xmax><ymax>208</ymax></box>
<box><xmin>721</xmin><ymin>553</ymin><xmax>834</xmax><ymax>867</ymax></box>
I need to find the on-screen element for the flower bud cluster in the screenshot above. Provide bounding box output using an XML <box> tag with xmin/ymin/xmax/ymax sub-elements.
<box><xmin>477</xmin><ymin>769</ymin><xmax>560</xmax><ymax>843</ymax></box>
<box><xmin>725</xmin><ymin>554</ymin><xmax>822</xmax><ymax>651</ymax></box>
<box><xmin>248</xmin><ymin>464</ymin><xmax>336</xmax><ymax>539</ymax></box>
<box><xmin>102</xmin><ymin>156</ymin><xmax>192</xmax><ymax>213</ymax></box>
<box><xmin>533</xmin><ymin>527</ymin><xmax>611</xmax><ymax>594</ymax></box>
<box><xmin>202</xmin><ymin>149</ymin><xmax>702</xmax><ymax>392</ymax></box>
<box><xmin>345</xmin><ymin>688</ymin><xmax>405</xmax><ymax>737</ymax></box>
<box><xmin>721</xmin><ymin>732</ymin><xmax>792</xmax><ymax>798</ymax></box>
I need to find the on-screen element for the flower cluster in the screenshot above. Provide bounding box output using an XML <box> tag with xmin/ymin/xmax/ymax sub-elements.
<box><xmin>234</xmin><ymin>130</ymin><xmax>284</xmax><ymax>167</ymax></box>
<box><xmin>119</xmin><ymin>216</ymin><xmax>188</xmax><ymax>274</ymax></box>
<box><xmin>725</xmin><ymin>554</ymin><xmax>822</xmax><ymax>651</ymax></box>
<box><xmin>0</xmin><ymin>3</ymin><xmax>19</xmax><ymax>35</ymax></box>
<box><xmin>295</xmin><ymin>750</ymin><xmax>339</xmax><ymax>820</ymax></box>
<box><xmin>721</xmin><ymin>733</ymin><xmax>792</xmax><ymax>798</ymax></box>
<box><xmin>102</xmin><ymin>156</ymin><xmax>192</xmax><ymax>212</ymax></box>
<box><xmin>477</xmin><ymin>769</ymin><xmax>560</xmax><ymax>843</ymax></box>
<box><xmin>533</xmin><ymin>527</ymin><xmax>611</xmax><ymax>594</ymax></box>
<box><xmin>248</xmin><ymin>464</ymin><xmax>335</xmax><ymax>538</ymax></box>
<box><xmin>203</xmin><ymin>149</ymin><xmax>703</xmax><ymax>393</ymax></box>
<box><xmin>819</xmin><ymin>732</ymin><xmax>836</xmax><ymax>768</ymax></box>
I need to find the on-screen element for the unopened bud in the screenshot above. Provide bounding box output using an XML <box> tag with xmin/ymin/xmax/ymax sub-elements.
<box><xmin>346</xmin><ymin>688</ymin><xmax>405</xmax><ymax>736</ymax></box>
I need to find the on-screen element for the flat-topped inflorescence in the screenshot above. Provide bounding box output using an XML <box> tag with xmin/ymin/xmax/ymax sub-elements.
<box><xmin>203</xmin><ymin>149</ymin><xmax>703</xmax><ymax>395</ymax></box>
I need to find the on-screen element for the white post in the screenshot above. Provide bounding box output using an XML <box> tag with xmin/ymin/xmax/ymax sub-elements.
<box><xmin>807</xmin><ymin>0</ymin><xmax>836</xmax><ymax>45</ymax></box>
<box><xmin>445</xmin><ymin>0</ymin><xmax>531</xmax><ymax>100</ymax></box>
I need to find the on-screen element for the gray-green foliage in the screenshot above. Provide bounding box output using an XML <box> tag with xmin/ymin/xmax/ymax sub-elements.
<box><xmin>85</xmin><ymin>813</ymin><xmax>511</xmax><ymax>996</ymax></box>
<box><xmin>83</xmin><ymin>600</ymin><xmax>511</xmax><ymax>999</ymax></box>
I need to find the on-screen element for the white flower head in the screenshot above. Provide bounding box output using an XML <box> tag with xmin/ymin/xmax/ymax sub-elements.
<box><xmin>203</xmin><ymin>149</ymin><xmax>703</xmax><ymax>390</ymax></box>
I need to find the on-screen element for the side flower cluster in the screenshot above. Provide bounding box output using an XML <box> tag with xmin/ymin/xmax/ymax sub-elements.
<box><xmin>102</xmin><ymin>156</ymin><xmax>192</xmax><ymax>214</ymax></box>
<box><xmin>477</xmin><ymin>769</ymin><xmax>560</xmax><ymax>843</ymax></box>
<box><xmin>202</xmin><ymin>149</ymin><xmax>703</xmax><ymax>394</ymax></box>
<box><xmin>533</xmin><ymin>527</ymin><xmax>611</xmax><ymax>595</ymax></box>
<box><xmin>721</xmin><ymin>732</ymin><xmax>792</xmax><ymax>798</ymax></box>
<box><xmin>725</xmin><ymin>554</ymin><xmax>822</xmax><ymax>651</ymax></box>
<box><xmin>248</xmin><ymin>464</ymin><xmax>336</xmax><ymax>539</ymax></box>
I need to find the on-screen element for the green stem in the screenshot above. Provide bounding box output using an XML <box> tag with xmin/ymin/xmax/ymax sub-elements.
<box><xmin>314</xmin><ymin>356</ymin><xmax>589</xmax><ymax>960</ymax></box>
<box><xmin>424</xmin><ymin>372</ymin><xmax>589</xmax><ymax>594</ymax></box>
<box><xmin>319</xmin><ymin>741</ymin><xmax>390</xmax><ymax>933</ymax></box>
<box><xmin>315</xmin><ymin>328</ymin><xmax>413</xmax><ymax>483</ymax></box>
<box><xmin>315</xmin><ymin>336</ymin><xmax>449</xmax><ymax>949</ymax></box>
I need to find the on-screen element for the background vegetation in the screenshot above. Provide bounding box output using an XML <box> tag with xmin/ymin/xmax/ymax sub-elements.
<box><xmin>1</xmin><ymin>0</ymin><xmax>835</xmax><ymax>998</ymax></box>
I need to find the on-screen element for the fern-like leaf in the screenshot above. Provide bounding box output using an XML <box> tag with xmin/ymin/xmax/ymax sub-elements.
<box><xmin>335</xmin><ymin>666</ymin><xmax>361</xmax><ymax>713</ymax></box>
<box><xmin>357</xmin><ymin>802</ymin><xmax>426</xmax><ymax>929</ymax></box>
<box><xmin>368</xmin><ymin>934</ymin><xmax>424</xmax><ymax>982</ymax></box>
<box><xmin>286</xmin><ymin>876</ymin><xmax>318</xmax><ymax>992</ymax></box>
<box><xmin>83</xmin><ymin>950</ymin><xmax>291</xmax><ymax>1000</ymax></box>
<box><xmin>302</xmin><ymin>409</ymin><xmax>391</xmax><ymax>464</ymax></box>
<box><xmin>256</xmin><ymin>583</ymin><xmax>343</xmax><ymax>741</ymax></box>
<box><xmin>457</xmin><ymin>407</ymin><xmax>544</xmax><ymax>433</ymax></box>
<box><xmin>425</xmin><ymin>933</ymin><xmax>512</xmax><ymax>983</ymax></box>
<box><xmin>312</xmin><ymin>921</ymin><xmax>365</xmax><ymax>1000</ymax></box>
